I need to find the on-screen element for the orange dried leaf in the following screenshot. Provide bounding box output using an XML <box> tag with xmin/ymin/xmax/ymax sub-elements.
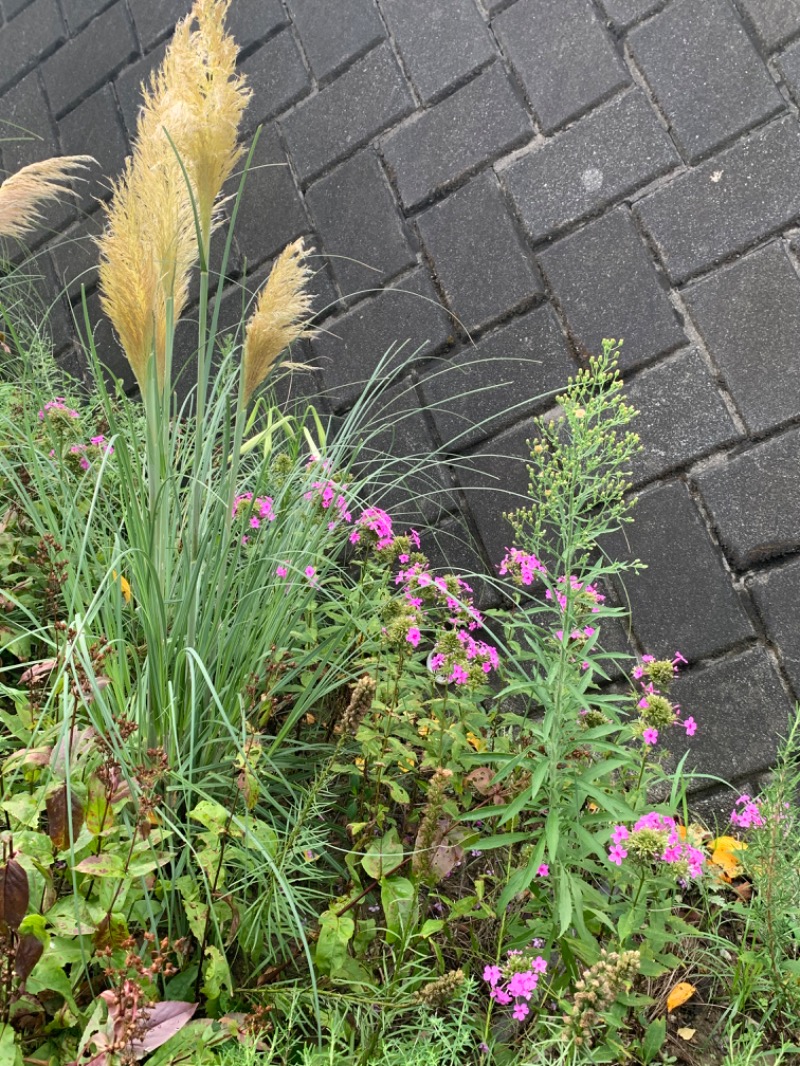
<box><xmin>667</xmin><ymin>982</ymin><xmax>696</xmax><ymax>1013</ymax></box>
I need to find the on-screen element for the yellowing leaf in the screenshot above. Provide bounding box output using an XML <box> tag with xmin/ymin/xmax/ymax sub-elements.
<box><xmin>466</xmin><ymin>732</ymin><xmax>485</xmax><ymax>752</ymax></box>
<box><xmin>677</xmin><ymin>1027</ymin><xmax>696</xmax><ymax>1041</ymax></box>
<box><xmin>667</xmin><ymin>982</ymin><xmax>696</xmax><ymax>1012</ymax></box>
<box><xmin>112</xmin><ymin>570</ymin><xmax>132</xmax><ymax>603</ymax></box>
<box><xmin>709</xmin><ymin>835</ymin><xmax>747</xmax><ymax>882</ymax></box>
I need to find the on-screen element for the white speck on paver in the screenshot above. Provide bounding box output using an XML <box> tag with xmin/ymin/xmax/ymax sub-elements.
<box><xmin>710</xmin><ymin>170</ymin><xmax>723</xmax><ymax>183</ymax></box>
<box><xmin>581</xmin><ymin>167</ymin><xmax>603</xmax><ymax>192</ymax></box>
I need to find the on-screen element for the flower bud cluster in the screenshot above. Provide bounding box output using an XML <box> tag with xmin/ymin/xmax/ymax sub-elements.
<box><xmin>562</xmin><ymin>949</ymin><xmax>640</xmax><ymax>1047</ymax></box>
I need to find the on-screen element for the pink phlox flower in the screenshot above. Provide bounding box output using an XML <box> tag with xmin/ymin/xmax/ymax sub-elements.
<box><xmin>730</xmin><ymin>795</ymin><xmax>765</xmax><ymax>829</ymax></box>
<box><xmin>633</xmin><ymin>664</ymin><xmax>645</xmax><ymax>680</ymax></box>
<box><xmin>608</xmin><ymin>843</ymin><xmax>628</xmax><ymax>866</ymax></box>
<box><xmin>449</xmin><ymin>663</ymin><xmax>469</xmax><ymax>685</ymax></box>
<box><xmin>406</xmin><ymin>626</ymin><xmax>421</xmax><ymax>648</ymax></box>
<box><xmin>349</xmin><ymin>530</ymin><xmax>361</xmax><ymax>543</ymax></box>
<box><xmin>584</xmin><ymin>626</ymin><xmax>596</xmax><ymax>637</ymax></box>
<box><xmin>530</xmin><ymin>956</ymin><xmax>547</xmax><ymax>974</ymax></box>
<box><xmin>642</xmin><ymin>727</ymin><xmax>658</xmax><ymax>746</ymax></box>
<box><xmin>673</xmin><ymin>650</ymin><xmax>688</xmax><ymax>667</ymax></box>
<box><xmin>508</xmin><ymin>971</ymin><xmax>538</xmax><ymax>999</ymax></box>
<box><xmin>490</xmin><ymin>987</ymin><xmax>512</xmax><ymax>1005</ymax></box>
<box><xmin>276</xmin><ymin>565</ymin><xmax>288</xmax><ymax>578</ymax></box>
<box><xmin>682</xmin><ymin>716</ymin><xmax>697</xmax><ymax>736</ymax></box>
<box><xmin>304</xmin><ymin>566</ymin><xmax>317</xmax><ymax>584</ymax></box>
<box><xmin>637</xmin><ymin>697</ymin><xmax>649</xmax><ymax>710</ymax></box>
<box><xmin>38</xmin><ymin>397</ymin><xmax>79</xmax><ymax>420</ymax></box>
<box><xmin>399</xmin><ymin>553</ymin><xmax>409</xmax><ymax>563</ymax></box>
<box><xmin>536</xmin><ymin>863</ymin><xmax>549</xmax><ymax>877</ymax></box>
<box><xmin>483</xmin><ymin>965</ymin><xmax>502</xmax><ymax>987</ymax></box>
<box><xmin>611</xmin><ymin>825</ymin><xmax>630</xmax><ymax>845</ymax></box>
<box><xmin>429</xmin><ymin>653</ymin><xmax>445</xmax><ymax>671</ymax></box>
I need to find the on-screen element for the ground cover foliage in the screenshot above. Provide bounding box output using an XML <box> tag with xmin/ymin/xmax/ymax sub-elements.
<box><xmin>0</xmin><ymin>2</ymin><xmax>798</xmax><ymax>1063</ymax></box>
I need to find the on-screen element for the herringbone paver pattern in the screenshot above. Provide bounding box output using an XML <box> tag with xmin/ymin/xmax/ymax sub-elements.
<box><xmin>3</xmin><ymin>0</ymin><xmax>800</xmax><ymax>800</ymax></box>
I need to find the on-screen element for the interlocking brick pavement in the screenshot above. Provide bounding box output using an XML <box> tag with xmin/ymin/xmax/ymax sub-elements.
<box><xmin>1</xmin><ymin>0</ymin><xmax>799</xmax><ymax>796</ymax></box>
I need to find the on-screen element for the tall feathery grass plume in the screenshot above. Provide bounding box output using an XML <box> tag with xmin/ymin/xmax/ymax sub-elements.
<box><xmin>241</xmin><ymin>239</ymin><xmax>318</xmax><ymax>407</ymax></box>
<box><xmin>97</xmin><ymin>0</ymin><xmax>249</xmax><ymax>393</ymax></box>
<box><xmin>142</xmin><ymin>0</ymin><xmax>251</xmax><ymax>253</ymax></box>
<box><xmin>0</xmin><ymin>156</ymin><xmax>93</xmax><ymax>242</ymax></box>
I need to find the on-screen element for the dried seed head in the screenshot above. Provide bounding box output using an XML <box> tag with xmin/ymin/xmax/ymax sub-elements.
<box><xmin>0</xmin><ymin>156</ymin><xmax>94</xmax><ymax>242</ymax></box>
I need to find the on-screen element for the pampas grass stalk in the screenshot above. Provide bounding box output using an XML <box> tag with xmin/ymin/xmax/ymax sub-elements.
<box><xmin>0</xmin><ymin>155</ymin><xmax>93</xmax><ymax>242</ymax></box>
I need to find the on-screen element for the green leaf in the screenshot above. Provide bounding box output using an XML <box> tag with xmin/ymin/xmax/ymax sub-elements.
<box><xmin>202</xmin><ymin>945</ymin><xmax>232</xmax><ymax>1004</ymax></box>
<box><xmin>361</xmin><ymin>827</ymin><xmax>403</xmax><ymax>880</ymax></box>
<box><xmin>381</xmin><ymin>876</ymin><xmax>416</xmax><ymax>945</ymax></box>
<box><xmin>388</xmin><ymin>779</ymin><xmax>410</xmax><ymax>804</ymax></box>
<box><xmin>2</xmin><ymin>792</ymin><xmax>41</xmax><ymax>829</ymax></box>
<box><xmin>474</xmin><ymin>831</ymin><xmax>530</xmax><ymax>850</ymax></box>
<box><xmin>26</xmin><ymin>950</ymin><xmax>77</xmax><ymax>1012</ymax></box>
<box><xmin>0</xmin><ymin>1022</ymin><xmax>23</xmax><ymax>1066</ymax></box>
<box><xmin>74</xmin><ymin>852</ymin><xmax>126</xmax><ymax>878</ymax></box>
<box><xmin>189</xmin><ymin>800</ymin><xmax>233</xmax><ymax>835</ymax></box>
<box><xmin>641</xmin><ymin>1017</ymin><xmax>666</xmax><ymax>1063</ymax></box>
<box><xmin>316</xmin><ymin>911</ymin><xmax>354</xmax><ymax>976</ymax></box>
<box><xmin>419</xmin><ymin>919</ymin><xmax>444</xmax><ymax>938</ymax></box>
<box><xmin>85</xmin><ymin>777</ymin><xmax>115</xmax><ymax>836</ymax></box>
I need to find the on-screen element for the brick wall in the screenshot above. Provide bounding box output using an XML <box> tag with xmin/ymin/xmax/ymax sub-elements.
<box><xmin>2</xmin><ymin>0</ymin><xmax>800</xmax><ymax>804</ymax></box>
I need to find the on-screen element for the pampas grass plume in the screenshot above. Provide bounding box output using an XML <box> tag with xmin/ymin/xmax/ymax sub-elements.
<box><xmin>0</xmin><ymin>156</ymin><xmax>94</xmax><ymax>241</ymax></box>
<box><xmin>242</xmin><ymin>239</ymin><xmax>317</xmax><ymax>406</ymax></box>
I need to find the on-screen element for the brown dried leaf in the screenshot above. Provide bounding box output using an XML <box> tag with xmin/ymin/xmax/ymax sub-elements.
<box><xmin>14</xmin><ymin>933</ymin><xmax>43</xmax><ymax>980</ymax></box>
<box><xmin>0</xmin><ymin>859</ymin><xmax>29</xmax><ymax>930</ymax></box>
<box><xmin>46</xmin><ymin>783</ymin><xmax>84</xmax><ymax>851</ymax></box>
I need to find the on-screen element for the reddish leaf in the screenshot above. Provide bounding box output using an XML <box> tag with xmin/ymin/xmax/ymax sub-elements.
<box><xmin>130</xmin><ymin>1000</ymin><xmax>198</xmax><ymax>1057</ymax></box>
<box><xmin>0</xmin><ymin>859</ymin><xmax>29</xmax><ymax>930</ymax></box>
<box><xmin>46</xmin><ymin>784</ymin><xmax>84</xmax><ymax>851</ymax></box>
<box><xmin>19</xmin><ymin>659</ymin><xmax>57</xmax><ymax>684</ymax></box>
<box><xmin>14</xmin><ymin>933</ymin><xmax>43</xmax><ymax>980</ymax></box>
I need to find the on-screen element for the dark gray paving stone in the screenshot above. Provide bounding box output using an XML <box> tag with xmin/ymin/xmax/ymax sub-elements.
<box><xmin>313</xmin><ymin>266</ymin><xmax>453</xmax><ymax>410</ymax></box>
<box><xmin>59</xmin><ymin>86</ymin><xmax>128</xmax><ymax>211</ymax></box>
<box><xmin>737</xmin><ymin>0</ymin><xmax>800</xmax><ymax>50</ymax></box>
<box><xmin>776</xmin><ymin>38</ymin><xmax>800</xmax><ymax>105</ymax></box>
<box><xmin>355</xmin><ymin>380</ymin><xmax>455</xmax><ymax>525</ymax></box>
<box><xmin>48</xmin><ymin>210</ymin><xmax>103</xmax><ymax>300</ymax></box>
<box><xmin>0</xmin><ymin>0</ymin><xmax>64</xmax><ymax>94</ymax></box>
<box><xmin>35</xmin><ymin>253</ymin><xmax>72</xmax><ymax>353</ymax></box>
<box><xmin>628</xmin><ymin>0</ymin><xmax>783</xmax><ymax>164</ymax></box>
<box><xmin>683</xmin><ymin>243</ymin><xmax>800</xmax><ymax>435</ymax></box>
<box><xmin>0</xmin><ymin>70</ymin><xmax>58</xmax><ymax>171</ymax></box>
<box><xmin>598</xmin><ymin>0</ymin><xmax>663</xmax><ymax>29</ymax></box>
<box><xmin>416</xmin><ymin>170</ymin><xmax>542</xmax><ymax>334</ymax></box>
<box><xmin>604</xmin><ymin>480</ymin><xmax>755</xmax><ymax>661</ymax></box>
<box><xmin>41</xmin><ymin>2</ymin><xmax>136</xmax><ymax>118</ymax></box>
<box><xmin>234</xmin><ymin>128</ymin><xmax>308</xmax><ymax>271</ymax></box>
<box><xmin>127</xmin><ymin>0</ymin><xmax>191</xmax><ymax>51</ymax></box>
<box><xmin>455</xmin><ymin>420</ymin><xmax>534</xmax><ymax>565</ymax></box>
<box><xmin>494</xmin><ymin>0</ymin><xmax>629</xmax><ymax>133</ymax></box>
<box><xmin>502</xmin><ymin>91</ymin><xmax>679</xmax><ymax>242</ymax></box>
<box><xmin>2</xmin><ymin>0</ymin><xmax>35</xmax><ymax>19</ymax></box>
<box><xmin>380</xmin><ymin>0</ymin><xmax>494</xmax><ymax>104</ymax></box>
<box><xmin>695</xmin><ymin>427</ymin><xmax>800</xmax><ymax>570</ymax></box>
<box><xmin>226</xmin><ymin>0</ymin><xmax>287</xmax><ymax>53</ymax></box>
<box><xmin>635</xmin><ymin>116</ymin><xmax>800</xmax><ymax>283</ymax></box>
<box><xmin>537</xmin><ymin>207</ymin><xmax>684</xmax><ymax>371</ymax></box>
<box><xmin>750</xmin><ymin>557</ymin><xmax>800</xmax><ymax>697</ymax></box>
<box><xmin>305</xmin><ymin>148</ymin><xmax>414</xmax><ymax>296</ymax></box>
<box><xmin>418</xmin><ymin>304</ymin><xmax>574</xmax><ymax>450</ymax></box>
<box><xmin>671</xmin><ymin>647</ymin><xmax>794</xmax><ymax>779</ymax></box>
<box><xmin>240</xmin><ymin>30</ymin><xmax>311</xmax><ymax>132</ymax></box>
<box><xmin>114</xmin><ymin>42</ymin><xmax>167</xmax><ymax>138</ymax></box>
<box><xmin>624</xmin><ymin>348</ymin><xmax>740</xmax><ymax>485</ymax></box>
<box><xmin>286</xmin><ymin>0</ymin><xmax>385</xmax><ymax>83</ymax></box>
<box><xmin>63</xmin><ymin>0</ymin><xmax>116</xmax><ymax>34</ymax></box>
<box><xmin>281</xmin><ymin>43</ymin><xmax>413</xmax><ymax>184</ymax></box>
<box><xmin>383</xmin><ymin>62</ymin><xmax>532</xmax><ymax>211</ymax></box>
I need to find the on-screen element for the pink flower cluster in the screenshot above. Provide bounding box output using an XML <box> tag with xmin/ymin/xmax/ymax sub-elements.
<box><xmin>38</xmin><ymin>397</ymin><xmax>78</xmax><ymax>421</ymax></box>
<box><xmin>546</xmin><ymin>574</ymin><xmax>605</xmax><ymax>613</ymax></box>
<box><xmin>483</xmin><ymin>953</ymin><xmax>547</xmax><ymax>1023</ymax></box>
<box><xmin>430</xmin><ymin>629</ymin><xmax>499</xmax><ymax>685</ymax></box>
<box><xmin>349</xmin><ymin>506</ymin><xmax>395</xmax><ymax>548</ymax></box>
<box><xmin>632</xmin><ymin>651</ymin><xmax>696</xmax><ymax>747</ymax></box>
<box><xmin>51</xmin><ymin>434</ymin><xmax>114</xmax><ymax>471</ymax></box>
<box><xmin>608</xmin><ymin>813</ymin><xmax>705</xmax><ymax>880</ymax></box>
<box><xmin>730</xmin><ymin>794</ymin><xmax>765</xmax><ymax>830</ymax></box>
<box><xmin>498</xmin><ymin>547</ymin><xmax>546</xmax><ymax>586</ymax></box>
<box><xmin>304</xmin><ymin>477</ymin><xmax>353</xmax><ymax>530</ymax></box>
<box><xmin>233</xmin><ymin>493</ymin><xmax>276</xmax><ymax>528</ymax></box>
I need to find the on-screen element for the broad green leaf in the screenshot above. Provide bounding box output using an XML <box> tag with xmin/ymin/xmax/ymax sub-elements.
<box><xmin>0</xmin><ymin>1023</ymin><xmax>23</xmax><ymax>1066</ymax></box>
<box><xmin>2</xmin><ymin>792</ymin><xmax>41</xmax><ymax>828</ymax></box>
<box><xmin>316</xmin><ymin>911</ymin><xmax>354</xmax><ymax>976</ymax></box>
<box><xmin>361</xmin><ymin>827</ymin><xmax>403</xmax><ymax>880</ymax></box>
<box><xmin>641</xmin><ymin>1017</ymin><xmax>666</xmax><ymax>1063</ymax></box>
<box><xmin>419</xmin><ymin>918</ymin><xmax>444</xmax><ymax>938</ymax></box>
<box><xmin>27</xmin><ymin>950</ymin><xmax>78</xmax><ymax>1012</ymax></box>
<box><xmin>381</xmin><ymin>876</ymin><xmax>415</xmax><ymax>945</ymax></box>
<box><xmin>474</xmin><ymin>832</ymin><xmax>531</xmax><ymax>850</ymax></box>
<box><xmin>190</xmin><ymin>800</ymin><xmax>236</xmax><ymax>836</ymax></box>
<box><xmin>74</xmin><ymin>852</ymin><xmax>126</xmax><ymax>878</ymax></box>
